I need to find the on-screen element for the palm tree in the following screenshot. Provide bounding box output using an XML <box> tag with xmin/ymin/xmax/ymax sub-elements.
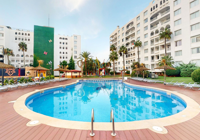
<box><xmin>134</xmin><ymin>40</ymin><xmax>142</xmax><ymax>63</ymax></box>
<box><xmin>118</xmin><ymin>45</ymin><xmax>128</xmax><ymax>69</ymax></box>
<box><xmin>18</xmin><ymin>42</ymin><xmax>27</xmax><ymax>67</ymax></box>
<box><xmin>80</xmin><ymin>51</ymin><xmax>91</xmax><ymax>76</ymax></box>
<box><xmin>109</xmin><ymin>51</ymin><xmax>118</xmax><ymax>77</ymax></box>
<box><xmin>110</xmin><ymin>45</ymin><xmax>116</xmax><ymax>52</ymax></box>
<box><xmin>159</xmin><ymin>28</ymin><xmax>172</xmax><ymax>56</ymax></box>
<box><xmin>158</xmin><ymin>55</ymin><xmax>174</xmax><ymax>66</ymax></box>
<box><xmin>4</xmin><ymin>48</ymin><xmax>14</xmax><ymax>64</ymax></box>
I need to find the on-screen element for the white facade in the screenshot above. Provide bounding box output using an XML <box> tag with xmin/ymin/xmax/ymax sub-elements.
<box><xmin>54</xmin><ymin>35</ymin><xmax>81</xmax><ymax>76</ymax></box>
<box><xmin>0</xmin><ymin>25</ymin><xmax>33</xmax><ymax>67</ymax></box>
<box><xmin>110</xmin><ymin>0</ymin><xmax>200</xmax><ymax>72</ymax></box>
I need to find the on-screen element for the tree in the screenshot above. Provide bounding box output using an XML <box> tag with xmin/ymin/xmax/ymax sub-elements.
<box><xmin>33</xmin><ymin>55</ymin><xmax>39</xmax><ymax>67</ymax></box>
<box><xmin>18</xmin><ymin>42</ymin><xmax>27</xmax><ymax>67</ymax></box>
<box><xmin>68</xmin><ymin>56</ymin><xmax>75</xmax><ymax>70</ymax></box>
<box><xmin>110</xmin><ymin>45</ymin><xmax>116</xmax><ymax>52</ymax></box>
<box><xmin>4</xmin><ymin>48</ymin><xmax>14</xmax><ymax>64</ymax></box>
<box><xmin>118</xmin><ymin>45</ymin><xmax>128</xmax><ymax>69</ymax></box>
<box><xmin>158</xmin><ymin>55</ymin><xmax>174</xmax><ymax>66</ymax></box>
<box><xmin>159</xmin><ymin>28</ymin><xmax>172</xmax><ymax>56</ymax></box>
<box><xmin>60</xmin><ymin>60</ymin><xmax>68</xmax><ymax>68</ymax></box>
<box><xmin>134</xmin><ymin>40</ymin><xmax>142</xmax><ymax>63</ymax></box>
<box><xmin>109</xmin><ymin>51</ymin><xmax>118</xmax><ymax>77</ymax></box>
<box><xmin>80</xmin><ymin>51</ymin><xmax>91</xmax><ymax>76</ymax></box>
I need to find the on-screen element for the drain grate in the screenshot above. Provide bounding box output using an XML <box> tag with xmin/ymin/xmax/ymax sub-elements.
<box><xmin>152</xmin><ymin>126</ymin><xmax>163</xmax><ymax>132</ymax></box>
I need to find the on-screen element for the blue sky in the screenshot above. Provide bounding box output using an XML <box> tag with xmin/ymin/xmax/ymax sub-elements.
<box><xmin>0</xmin><ymin>0</ymin><xmax>152</xmax><ymax>62</ymax></box>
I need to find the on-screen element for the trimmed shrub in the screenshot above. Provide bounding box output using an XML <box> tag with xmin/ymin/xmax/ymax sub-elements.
<box><xmin>28</xmin><ymin>77</ymin><xmax>32</xmax><ymax>82</ymax></box>
<box><xmin>19</xmin><ymin>77</ymin><xmax>25</xmax><ymax>83</ymax></box>
<box><xmin>191</xmin><ymin>69</ymin><xmax>200</xmax><ymax>82</ymax></box>
<box><xmin>46</xmin><ymin>76</ymin><xmax>50</xmax><ymax>80</ymax></box>
<box><xmin>40</xmin><ymin>77</ymin><xmax>44</xmax><ymax>81</ymax></box>
<box><xmin>180</xmin><ymin>69</ymin><xmax>194</xmax><ymax>77</ymax></box>
<box><xmin>50</xmin><ymin>75</ymin><xmax>54</xmax><ymax>79</ymax></box>
<box><xmin>179</xmin><ymin>63</ymin><xmax>199</xmax><ymax>77</ymax></box>
<box><xmin>4</xmin><ymin>79</ymin><xmax>9</xmax><ymax>85</ymax></box>
<box><xmin>166</xmin><ymin>67</ymin><xmax>180</xmax><ymax>76</ymax></box>
<box><xmin>125</xmin><ymin>71</ymin><xmax>130</xmax><ymax>74</ymax></box>
<box><xmin>24</xmin><ymin>79</ymin><xmax>28</xmax><ymax>83</ymax></box>
<box><xmin>110</xmin><ymin>71</ymin><xmax>114</xmax><ymax>75</ymax></box>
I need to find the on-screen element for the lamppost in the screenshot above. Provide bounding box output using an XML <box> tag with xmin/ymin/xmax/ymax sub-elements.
<box><xmin>47</xmin><ymin>61</ymin><xmax>52</xmax><ymax>75</ymax></box>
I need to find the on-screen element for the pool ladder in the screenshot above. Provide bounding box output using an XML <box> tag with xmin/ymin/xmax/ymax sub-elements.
<box><xmin>90</xmin><ymin>109</ymin><xmax>116</xmax><ymax>137</ymax></box>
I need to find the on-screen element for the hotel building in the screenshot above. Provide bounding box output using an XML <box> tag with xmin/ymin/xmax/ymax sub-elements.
<box><xmin>0</xmin><ymin>25</ymin><xmax>81</xmax><ymax>75</ymax></box>
<box><xmin>109</xmin><ymin>0</ymin><xmax>200</xmax><ymax>72</ymax></box>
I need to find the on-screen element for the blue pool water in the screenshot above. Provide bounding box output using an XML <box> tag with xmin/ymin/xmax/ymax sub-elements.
<box><xmin>26</xmin><ymin>80</ymin><xmax>186</xmax><ymax>122</ymax></box>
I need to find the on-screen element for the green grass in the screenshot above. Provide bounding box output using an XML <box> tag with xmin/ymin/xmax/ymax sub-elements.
<box><xmin>152</xmin><ymin>76</ymin><xmax>194</xmax><ymax>84</ymax></box>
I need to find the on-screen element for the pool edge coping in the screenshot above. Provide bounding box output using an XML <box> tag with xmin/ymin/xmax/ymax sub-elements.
<box><xmin>13</xmin><ymin>79</ymin><xmax>200</xmax><ymax>134</ymax></box>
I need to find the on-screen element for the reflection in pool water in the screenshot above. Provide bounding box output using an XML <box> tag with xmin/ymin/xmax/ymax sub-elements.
<box><xmin>26</xmin><ymin>80</ymin><xmax>186</xmax><ymax>122</ymax></box>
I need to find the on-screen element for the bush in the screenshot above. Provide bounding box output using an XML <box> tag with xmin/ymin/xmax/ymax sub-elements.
<box><xmin>125</xmin><ymin>71</ymin><xmax>130</xmax><ymax>74</ymax></box>
<box><xmin>110</xmin><ymin>71</ymin><xmax>114</xmax><ymax>75</ymax></box>
<box><xmin>28</xmin><ymin>77</ymin><xmax>32</xmax><ymax>82</ymax></box>
<box><xmin>131</xmin><ymin>71</ymin><xmax>136</xmax><ymax>77</ymax></box>
<box><xmin>46</xmin><ymin>76</ymin><xmax>50</xmax><ymax>80</ymax></box>
<box><xmin>4</xmin><ymin>79</ymin><xmax>9</xmax><ymax>85</ymax></box>
<box><xmin>179</xmin><ymin>63</ymin><xmax>199</xmax><ymax>77</ymax></box>
<box><xmin>44</xmin><ymin>77</ymin><xmax>47</xmax><ymax>81</ymax></box>
<box><xmin>50</xmin><ymin>75</ymin><xmax>54</xmax><ymax>79</ymax></box>
<box><xmin>191</xmin><ymin>69</ymin><xmax>200</xmax><ymax>82</ymax></box>
<box><xmin>40</xmin><ymin>77</ymin><xmax>44</xmax><ymax>81</ymax></box>
<box><xmin>9</xmin><ymin>79</ymin><xmax>14</xmax><ymax>85</ymax></box>
<box><xmin>19</xmin><ymin>77</ymin><xmax>25</xmax><ymax>83</ymax></box>
<box><xmin>24</xmin><ymin>79</ymin><xmax>28</xmax><ymax>83</ymax></box>
<box><xmin>166</xmin><ymin>67</ymin><xmax>180</xmax><ymax>76</ymax></box>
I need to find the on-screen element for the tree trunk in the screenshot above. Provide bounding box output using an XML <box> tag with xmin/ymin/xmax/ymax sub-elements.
<box><xmin>165</xmin><ymin>38</ymin><xmax>167</xmax><ymax>56</ymax></box>
<box><xmin>23</xmin><ymin>51</ymin><xmax>25</xmax><ymax>67</ymax></box>
<box><xmin>138</xmin><ymin>47</ymin><xmax>139</xmax><ymax>63</ymax></box>
<box><xmin>113</xmin><ymin>60</ymin><xmax>115</xmax><ymax>77</ymax></box>
<box><xmin>85</xmin><ymin>60</ymin><xmax>87</xmax><ymax>76</ymax></box>
<box><xmin>7</xmin><ymin>55</ymin><xmax>9</xmax><ymax>65</ymax></box>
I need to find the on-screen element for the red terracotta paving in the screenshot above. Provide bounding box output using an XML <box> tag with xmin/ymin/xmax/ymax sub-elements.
<box><xmin>0</xmin><ymin>79</ymin><xmax>200</xmax><ymax>140</ymax></box>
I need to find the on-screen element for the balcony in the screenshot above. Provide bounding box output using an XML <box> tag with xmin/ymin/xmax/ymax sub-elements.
<box><xmin>161</xmin><ymin>9</ymin><xmax>170</xmax><ymax>16</ymax></box>
<box><xmin>161</xmin><ymin>19</ymin><xmax>170</xmax><ymax>25</ymax></box>
<box><xmin>151</xmin><ymin>25</ymin><xmax>157</xmax><ymax>30</ymax></box>
<box><xmin>151</xmin><ymin>17</ymin><xmax>157</xmax><ymax>22</ymax></box>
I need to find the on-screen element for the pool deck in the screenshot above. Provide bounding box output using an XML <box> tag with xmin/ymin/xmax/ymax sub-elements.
<box><xmin>1</xmin><ymin>78</ymin><xmax>200</xmax><ymax>140</ymax></box>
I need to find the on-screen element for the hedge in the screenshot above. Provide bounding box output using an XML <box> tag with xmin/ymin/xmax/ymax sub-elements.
<box><xmin>191</xmin><ymin>69</ymin><xmax>200</xmax><ymax>82</ymax></box>
<box><xmin>166</xmin><ymin>67</ymin><xmax>180</xmax><ymax>76</ymax></box>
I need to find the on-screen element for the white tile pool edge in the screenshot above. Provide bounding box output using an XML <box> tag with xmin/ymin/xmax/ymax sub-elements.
<box><xmin>13</xmin><ymin>80</ymin><xmax>200</xmax><ymax>134</ymax></box>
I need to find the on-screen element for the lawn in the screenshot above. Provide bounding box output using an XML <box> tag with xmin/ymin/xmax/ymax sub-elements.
<box><xmin>153</xmin><ymin>76</ymin><xmax>194</xmax><ymax>83</ymax></box>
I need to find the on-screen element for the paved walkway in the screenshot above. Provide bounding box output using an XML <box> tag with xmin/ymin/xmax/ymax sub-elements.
<box><xmin>0</xmin><ymin>79</ymin><xmax>200</xmax><ymax>140</ymax></box>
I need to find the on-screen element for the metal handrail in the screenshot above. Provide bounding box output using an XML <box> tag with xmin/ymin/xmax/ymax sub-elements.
<box><xmin>110</xmin><ymin>109</ymin><xmax>116</xmax><ymax>136</ymax></box>
<box><xmin>90</xmin><ymin>108</ymin><xmax>95</xmax><ymax>136</ymax></box>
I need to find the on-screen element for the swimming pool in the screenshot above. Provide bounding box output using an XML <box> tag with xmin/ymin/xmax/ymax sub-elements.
<box><xmin>25</xmin><ymin>80</ymin><xmax>186</xmax><ymax>122</ymax></box>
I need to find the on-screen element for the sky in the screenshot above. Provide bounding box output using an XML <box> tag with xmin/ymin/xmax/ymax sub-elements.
<box><xmin>0</xmin><ymin>0</ymin><xmax>152</xmax><ymax>62</ymax></box>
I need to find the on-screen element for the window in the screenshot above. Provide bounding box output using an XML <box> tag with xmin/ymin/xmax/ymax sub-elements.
<box><xmin>174</xmin><ymin>0</ymin><xmax>181</xmax><ymax>6</ymax></box>
<box><xmin>118</xmin><ymin>35</ymin><xmax>120</xmax><ymax>39</ymax></box>
<box><xmin>191</xmin><ymin>35</ymin><xmax>200</xmax><ymax>43</ymax></box>
<box><xmin>144</xmin><ymin>57</ymin><xmax>148</xmax><ymax>61</ymax></box>
<box><xmin>174</xmin><ymin>19</ymin><xmax>181</xmax><ymax>26</ymax></box>
<box><xmin>191</xmin><ymin>23</ymin><xmax>200</xmax><ymax>31</ymax></box>
<box><xmin>175</xmin><ymin>29</ymin><xmax>181</xmax><ymax>36</ymax></box>
<box><xmin>0</xmin><ymin>33</ymin><xmax>4</xmax><ymax>37</ymax></box>
<box><xmin>144</xmin><ymin>49</ymin><xmax>148</xmax><ymax>53</ymax></box>
<box><xmin>122</xmin><ymin>27</ymin><xmax>124</xmax><ymax>31</ymax></box>
<box><xmin>74</xmin><ymin>46</ymin><xmax>77</xmax><ymax>49</ymax></box>
<box><xmin>0</xmin><ymin>27</ymin><xmax>3</xmax><ymax>31</ymax></box>
<box><xmin>137</xmin><ymin>30</ymin><xmax>140</xmax><ymax>35</ymax></box>
<box><xmin>144</xmin><ymin>34</ymin><xmax>148</xmax><ymax>38</ymax></box>
<box><xmin>137</xmin><ymin>23</ymin><xmax>140</xmax><ymax>28</ymax></box>
<box><xmin>174</xmin><ymin>8</ymin><xmax>181</xmax><ymax>16</ymax></box>
<box><xmin>122</xmin><ymin>33</ymin><xmax>124</xmax><ymax>36</ymax></box>
<box><xmin>74</xmin><ymin>51</ymin><xmax>77</xmax><ymax>54</ymax></box>
<box><xmin>74</xmin><ymin>41</ymin><xmax>77</xmax><ymax>44</ymax></box>
<box><xmin>15</xmin><ymin>32</ymin><xmax>17</xmax><ymax>35</ymax></box>
<box><xmin>190</xmin><ymin>11</ymin><xmax>199</xmax><ymax>20</ymax></box>
<box><xmin>137</xmin><ymin>16</ymin><xmax>140</xmax><ymax>21</ymax></box>
<box><xmin>190</xmin><ymin>0</ymin><xmax>199</xmax><ymax>8</ymax></box>
<box><xmin>74</xmin><ymin>56</ymin><xmax>77</xmax><ymax>59</ymax></box>
<box><xmin>144</xmin><ymin>11</ymin><xmax>148</xmax><ymax>16</ymax></box>
<box><xmin>144</xmin><ymin>41</ymin><xmax>148</xmax><ymax>46</ymax></box>
<box><xmin>192</xmin><ymin>47</ymin><xmax>200</xmax><ymax>54</ymax></box>
<box><xmin>15</xmin><ymin>38</ymin><xmax>17</xmax><ymax>40</ymax></box>
<box><xmin>66</xmin><ymin>47</ymin><xmax>68</xmax><ymax>49</ymax></box>
<box><xmin>28</xmin><ymin>33</ymin><xmax>30</xmax><ymax>36</ymax></box>
<box><xmin>144</xmin><ymin>26</ymin><xmax>148</xmax><ymax>31</ymax></box>
<box><xmin>175</xmin><ymin>50</ymin><xmax>182</xmax><ymax>56</ymax></box>
<box><xmin>175</xmin><ymin>40</ymin><xmax>182</xmax><ymax>47</ymax></box>
<box><xmin>137</xmin><ymin>37</ymin><xmax>140</xmax><ymax>41</ymax></box>
<box><xmin>66</xmin><ymin>52</ymin><xmax>67</xmax><ymax>54</ymax></box>
<box><xmin>122</xmin><ymin>39</ymin><xmax>124</xmax><ymax>42</ymax></box>
<box><xmin>144</xmin><ymin>18</ymin><xmax>148</xmax><ymax>24</ymax></box>
<box><xmin>21</xmin><ymin>60</ymin><xmax>24</xmax><ymax>62</ymax></box>
<box><xmin>118</xmin><ymin>30</ymin><xmax>120</xmax><ymax>33</ymax></box>
<box><xmin>74</xmin><ymin>36</ymin><xmax>77</xmax><ymax>39</ymax></box>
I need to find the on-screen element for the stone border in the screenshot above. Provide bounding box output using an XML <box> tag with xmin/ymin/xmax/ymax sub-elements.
<box><xmin>13</xmin><ymin>80</ymin><xmax>200</xmax><ymax>133</ymax></box>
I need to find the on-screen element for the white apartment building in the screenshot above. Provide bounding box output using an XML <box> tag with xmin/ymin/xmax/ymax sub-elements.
<box><xmin>110</xmin><ymin>0</ymin><xmax>200</xmax><ymax>73</ymax></box>
<box><xmin>0</xmin><ymin>25</ymin><xmax>33</xmax><ymax>67</ymax></box>
<box><xmin>54</xmin><ymin>35</ymin><xmax>81</xmax><ymax>76</ymax></box>
<box><xmin>0</xmin><ymin>25</ymin><xmax>81</xmax><ymax>76</ymax></box>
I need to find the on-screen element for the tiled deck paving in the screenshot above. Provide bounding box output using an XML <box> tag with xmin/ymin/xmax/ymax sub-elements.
<box><xmin>0</xmin><ymin>78</ymin><xmax>200</xmax><ymax>140</ymax></box>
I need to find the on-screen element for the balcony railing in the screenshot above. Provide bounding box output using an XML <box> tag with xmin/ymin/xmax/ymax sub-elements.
<box><xmin>151</xmin><ymin>17</ymin><xmax>157</xmax><ymax>22</ymax></box>
<box><xmin>161</xmin><ymin>19</ymin><xmax>170</xmax><ymax>25</ymax></box>
<box><xmin>161</xmin><ymin>9</ymin><xmax>170</xmax><ymax>16</ymax></box>
<box><xmin>151</xmin><ymin>25</ymin><xmax>157</xmax><ymax>30</ymax></box>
